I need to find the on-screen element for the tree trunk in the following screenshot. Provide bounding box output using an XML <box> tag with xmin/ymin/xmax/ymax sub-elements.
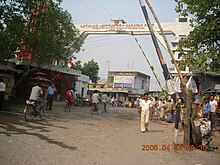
<box><xmin>12</xmin><ymin>66</ymin><xmax>40</xmax><ymax>95</ymax></box>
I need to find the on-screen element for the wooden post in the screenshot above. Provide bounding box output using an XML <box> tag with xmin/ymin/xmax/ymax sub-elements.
<box><xmin>184</xmin><ymin>90</ymin><xmax>192</xmax><ymax>146</ymax></box>
<box><xmin>141</xmin><ymin>0</ymin><xmax>192</xmax><ymax>146</ymax></box>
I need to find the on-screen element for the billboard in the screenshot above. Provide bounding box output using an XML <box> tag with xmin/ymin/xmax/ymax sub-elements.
<box><xmin>114</xmin><ymin>76</ymin><xmax>134</xmax><ymax>88</ymax></box>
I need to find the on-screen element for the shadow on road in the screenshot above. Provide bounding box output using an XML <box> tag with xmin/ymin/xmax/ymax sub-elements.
<box><xmin>0</xmin><ymin>113</ymin><xmax>77</xmax><ymax>151</ymax></box>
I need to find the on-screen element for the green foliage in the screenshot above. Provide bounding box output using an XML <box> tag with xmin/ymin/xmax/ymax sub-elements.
<box><xmin>74</xmin><ymin>60</ymin><xmax>83</xmax><ymax>70</ymax></box>
<box><xmin>0</xmin><ymin>0</ymin><xmax>83</xmax><ymax>65</ymax></box>
<box><xmin>175</xmin><ymin>0</ymin><xmax>220</xmax><ymax>72</ymax></box>
<box><xmin>81</xmin><ymin>59</ymin><xmax>100</xmax><ymax>83</ymax></box>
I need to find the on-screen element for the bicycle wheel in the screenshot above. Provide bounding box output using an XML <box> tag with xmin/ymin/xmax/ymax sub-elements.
<box><xmin>91</xmin><ymin>104</ymin><xmax>96</xmax><ymax>114</ymax></box>
<box><xmin>24</xmin><ymin>105</ymin><xmax>35</xmax><ymax>121</ymax></box>
<box><xmin>39</xmin><ymin>104</ymin><xmax>49</xmax><ymax>120</ymax></box>
<box><xmin>97</xmin><ymin>102</ymin><xmax>103</xmax><ymax>114</ymax></box>
<box><xmin>215</xmin><ymin>118</ymin><xmax>220</xmax><ymax>133</ymax></box>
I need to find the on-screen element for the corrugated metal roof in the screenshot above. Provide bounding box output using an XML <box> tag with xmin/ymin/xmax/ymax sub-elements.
<box><xmin>0</xmin><ymin>64</ymin><xmax>21</xmax><ymax>73</ymax></box>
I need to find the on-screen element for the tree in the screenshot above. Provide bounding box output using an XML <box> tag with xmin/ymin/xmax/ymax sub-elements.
<box><xmin>1</xmin><ymin>0</ymin><xmax>83</xmax><ymax>62</ymax></box>
<box><xmin>0</xmin><ymin>0</ymin><xmax>83</xmax><ymax>89</ymax></box>
<box><xmin>175</xmin><ymin>0</ymin><xmax>220</xmax><ymax>72</ymax></box>
<box><xmin>74</xmin><ymin>60</ymin><xmax>83</xmax><ymax>71</ymax></box>
<box><xmin>82</xmin><ymin>59</ymin><xmax>100</xmax><ymax>83</ymax></box>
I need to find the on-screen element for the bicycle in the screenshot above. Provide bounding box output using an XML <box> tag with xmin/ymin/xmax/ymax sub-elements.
<box><xmin>64</xmin><ymin>99</ymin><xmax>72</xmax><ymax>112</ymax></box>
<box><xmin>91</xmin><ymin>102</ymin><xmax>103</xmax><ymax>114</ymax></box>
<box><xmin>24</xmin><ymin>100</ymin><xmax>48</xmax><ymax>121</ymax></box>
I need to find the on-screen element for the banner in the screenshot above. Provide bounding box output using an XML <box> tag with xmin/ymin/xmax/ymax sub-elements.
<box><xmin>114</xmin><ymin>76</ymin><xmax>134</xmax><ymax>85</ymax></box>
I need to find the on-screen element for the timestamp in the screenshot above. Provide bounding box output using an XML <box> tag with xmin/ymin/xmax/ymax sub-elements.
<box><xmin>141</xmin><ymin>144</ymin><xmax>171</xmax><ymax>152</ymax></box>
<box><xmin>141</xmin><ymin>144</ymin><xmax>206</xmax><ymax>152</ymax></box>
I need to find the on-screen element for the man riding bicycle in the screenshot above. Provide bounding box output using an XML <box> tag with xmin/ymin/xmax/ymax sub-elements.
<box><xmin>65</xmin><ymin>89</ymin><xmax>75</xmax><ymax>105</ymax></box>
<box><xmin>29</xmin><ymin>83</ymin><xmax>45</xmax><ymax>111</ymax></box>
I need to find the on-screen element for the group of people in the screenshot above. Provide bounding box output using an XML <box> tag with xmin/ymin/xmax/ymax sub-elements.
<box><xmin>91</xmin><ymin>90</ymin><xmax>108</xmax><ymax>113</ymax></box>
<box><xmin>138</xmin><ymin>93</ymin><xmax>184</xmax><ymax>133</ymax></box>
<box><xmin>110</xmin><ymin>96</ymin><xmax>126</xmax><ymax>107</ymax></box>
<box><xmin>139</xmin><ymin>93</ymin><xmax>219</xmax><ymax>133</ymax></box>
<box><xmin>202</xmin><ymin>95</ymin><xmax>218</xmax><ymax>129</ymax></box>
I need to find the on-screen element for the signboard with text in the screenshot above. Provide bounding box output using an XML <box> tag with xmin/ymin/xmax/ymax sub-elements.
<box><xmin>114</xmin><ymin>76</ymin><xmax>134</xmax><ymax>88</ymax></box>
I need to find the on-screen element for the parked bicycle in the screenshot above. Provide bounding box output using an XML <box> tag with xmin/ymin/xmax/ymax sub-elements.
<box><xmin>24</xmin><ymin>100</ymin><xmax>48</xmax><ymax>121</ymax></box>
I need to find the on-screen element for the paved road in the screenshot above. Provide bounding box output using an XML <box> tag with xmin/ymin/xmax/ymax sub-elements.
<box><xmin>0</xmin><ymin>102</ymin><xmax>220</xmax><ymax>165</ymax></box>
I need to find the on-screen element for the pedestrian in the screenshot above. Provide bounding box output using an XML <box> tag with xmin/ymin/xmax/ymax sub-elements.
<box><xmin>46</xmin><ymin>82</ymin><xmax>57</xmax><ymax>111</ymax></box>
<box><xmin>92</xmin><ymin>90</ymin><xmax>100</xmax><ymax>112</ymax></box>
<box><xmin>160</xmin><ymin>100</ymin><xmax>167</xmax><ymax>120</ymax></box>
<box><xmin>209</xmin><ymin>95</ymin><xmax>218</xmax><ymax>129</ymax></box>
<box><xmin>140</xmin><ymin>93</ymin><xmax>152</xmax><ymax>133</ymax></box>
<box><xmin>101</xmin><ymin>92</ymin><xmax>108</xmax><ymax>113</ymax></box>
<box><xmin>111</xmin><ymin>96</ymin><xmax>115</xmax><ymax>107</ymax></box>
<box><xmin>65</xmin><ymin>88</ymin><xmax>75</xmax><ymax>105</ymax></box>
<box><xmin>29</xmin><ymin>83</ymin><xmax>45</xmax><ymax>110</ymax></box>
<box><xmin>0</xmin><ymin>78</ymin><xmax>6</xmax><ymax>110</ymax></box>
<box><xmin>203</xmin><ymin>98</ymin><xmax>211</xmax><ymax>118</ymax></box>
<box><xmin>164</xmin><ymin>98</ymin><xmax>174</xmax><ymax>123</ymax></box>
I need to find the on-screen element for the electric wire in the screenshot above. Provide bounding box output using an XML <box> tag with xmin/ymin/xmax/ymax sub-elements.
<box><xmin>131</xmin><ymin>31</ymin><xmax>165</xmax><ymax>92</ymax></box>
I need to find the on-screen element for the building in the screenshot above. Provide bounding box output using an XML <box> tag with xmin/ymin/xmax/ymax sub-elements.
<box><xmin>89</xmin><ymin>71</ymin><xmax>150</xmax><ymax>99</ymax></box>
<box><xmin>75</xmin><ymin>74</ymin><xmax>89</xmax><ymax>98</ymax></box>
<box><xmin>13</xmin><ymin>59</ymin><xmax>89</xmax><ymax>101</ymax></box>
<box><xmin>108</xmin><ymin>71</ymin><xmax>150</xmax><ymax>96</ymax></box>
<box><xmin>169</xmin><ymin>17</ymin><xmax>193</xmax><ymax>76</ymax></box>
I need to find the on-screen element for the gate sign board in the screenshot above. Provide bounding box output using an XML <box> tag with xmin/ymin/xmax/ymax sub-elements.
<box><xmin>75</xmin><ymin>17</ymin><xmax>193</xmax><ymax>44</ymax></box>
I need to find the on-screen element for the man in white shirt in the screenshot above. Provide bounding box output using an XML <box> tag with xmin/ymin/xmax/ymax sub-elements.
<box><xmin>29</xmin><ymin>83</ymin><xmax>44</xmax><ymax>110</ymax></box>
<box><xmin>140</xmin><ymin>93</ymin><xmax>152</xmax><ymax>133</ymax></box>
<box><xmin>92</xmin><ymin>90</ymin><xmax>100</xmax><ymax>112</ymax></box>
<box><xmin>209</xmin><ymin>95</ymin><xmax>218</xmax><ymax>129</ymax></box>
<box><xmin>0</xmin><ymin>78</ymin><xmax>6</xmax><ymax>110</ymax></box>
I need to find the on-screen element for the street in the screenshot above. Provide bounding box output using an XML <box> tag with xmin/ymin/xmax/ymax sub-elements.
<box><xmin>0</xmin><ymin>102</ymin><xmax>220</xmax><ymax>165</ymax></box>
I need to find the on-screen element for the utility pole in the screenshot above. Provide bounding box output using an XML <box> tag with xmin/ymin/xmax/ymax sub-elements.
<box><xmin>138</xmin><ymin>0</ymin><xmax>191</xmax><ymax>146</ymax></box>
<box><xmin>107</xmin><ymin>60</ymin><xmax>110</xmax><ymax>82</ymax></box>
<box><xmin>138</xmin><ymin>0</ymin><xmax>170</xmax><ymax>81</ymax></box>
<box><xmin>144</xmin><ymin>0</ymin><xmax>188</xmax><ymax>95</ymax></box>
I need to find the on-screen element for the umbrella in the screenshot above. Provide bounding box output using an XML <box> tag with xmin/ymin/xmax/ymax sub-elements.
<box><xmin>30</xmin><ymin>76</ymin><xmax>51</xmax><ymax>83</ymax></box>
<box><xmin>34</xmin><ymin>72</ymin><xmax>47</xmax><ymax>76</ymax></box>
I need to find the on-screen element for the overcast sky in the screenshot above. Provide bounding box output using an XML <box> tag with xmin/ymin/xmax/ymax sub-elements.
<box><xmin>61</xmin><ymin>0</ymin><xmax>180</xmax><ymax>91</ymax></box>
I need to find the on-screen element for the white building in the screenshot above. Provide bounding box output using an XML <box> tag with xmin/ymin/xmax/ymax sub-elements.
<box><xmin>108</xmin><ymin>71</ymin><xmax>150</xmax><ymax>95</ymax></box>
<box><xmin>75</xmin><ymin>74</ymin><xmax>89</xmax><ymax>98</ymax></box>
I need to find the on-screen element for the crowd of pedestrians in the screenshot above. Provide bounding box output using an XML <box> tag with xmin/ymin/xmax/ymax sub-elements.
<box><xmin>138</xmin><ymin>93</ymin><xmax>219</xmax><ymax>133</ymax></box>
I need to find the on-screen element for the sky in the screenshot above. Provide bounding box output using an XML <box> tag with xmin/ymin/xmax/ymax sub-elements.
<box><xmin>61</xmin><ymin>0</ymin><xmax>180</xmax><ymax>91</ymax></box>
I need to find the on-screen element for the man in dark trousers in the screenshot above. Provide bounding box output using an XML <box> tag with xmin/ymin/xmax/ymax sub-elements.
<box><xmin>46</xmin><ymin>82</ymin><xmax>57</xmax><ymax>111</ymax></box>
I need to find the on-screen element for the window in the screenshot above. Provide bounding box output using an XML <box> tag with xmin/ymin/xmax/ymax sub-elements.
<box><xmin>179</xmin><ymin>18</ymin><xmax>187</xmax><ymax>22</ymax></box>
<box><xmin>141</xmin><ymin>80</ymin><xmax>144</xmax><ymax>89</ymax></box>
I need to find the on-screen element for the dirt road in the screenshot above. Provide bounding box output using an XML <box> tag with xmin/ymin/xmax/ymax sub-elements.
<box><xmin>0</xmin><ymin>102</ymin><xmax>220</xmax><ymax>165</ymax></box>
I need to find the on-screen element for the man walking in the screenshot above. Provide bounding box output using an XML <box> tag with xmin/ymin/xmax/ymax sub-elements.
<box><xmin>0</xmin><ymin>78</ymin><xmax>6</xmax><ymax>110</ymax></box>
<box><xmin>140</xmin><ymin>93</ymin><xmax>152</xmax><ymax>133</ymax></box>
<box><xmin>209</xmin><ymin>95</ymin><xmax>218</xmax><ymax>129</ymax></box>
<box><xmin>91</xmin><ymin>90</ymin><xmax>100</xmax><ymax>113</ymax></box>
<box><xmin>46</xmin><ymin>82</ymin><xmax>57</xmax><ymax>111</ymax></box>
<box><xmin>101</xmin><ymin>92</ymin><xmax>108</xmax><ymax>113</ymax></box>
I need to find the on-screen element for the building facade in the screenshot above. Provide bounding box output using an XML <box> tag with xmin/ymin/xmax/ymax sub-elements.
<box><xmin>108</xmin><ymin>71</ymin><xmax>150</xmax><ymax>95</ymax></box>
<box><xmin>88</xmin><ymin>71</ymin><xmax>150</xmax><ymax>99</ymax></box>
<box><xmin>75</xmin><ymin>74</ymin><xmax>89</xmax><ymax>98</ymax></box>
